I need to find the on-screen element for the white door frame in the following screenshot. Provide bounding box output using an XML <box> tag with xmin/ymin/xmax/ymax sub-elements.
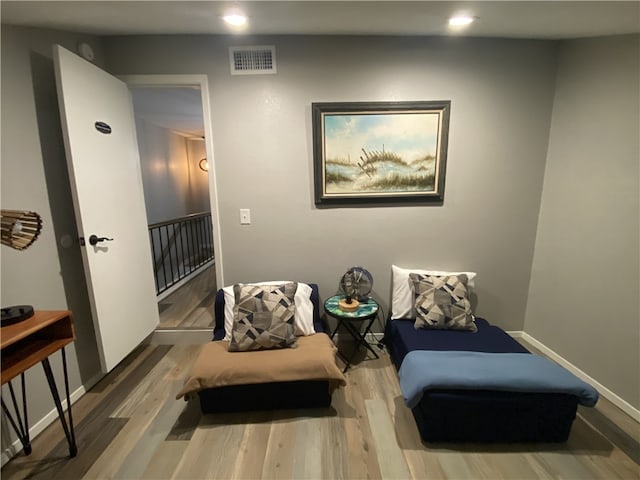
<box><xmin>119</xmin><ymin>74</ymin><xmax>224</xmax><ymax>290</ymax></box>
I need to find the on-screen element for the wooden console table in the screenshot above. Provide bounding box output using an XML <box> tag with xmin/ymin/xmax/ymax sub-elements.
<box><xmin>1</xmin><ymin>310</ymin><xmax>78</xmax><ymax>457</ymax></box>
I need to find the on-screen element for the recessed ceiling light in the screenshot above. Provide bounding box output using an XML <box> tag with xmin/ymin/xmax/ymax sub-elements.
<box><xmin>448</xmin><ymin>15</ymin><xmax>475</xmax><ymax>27</ymax></box>
<box><xmin>223</xmin><ymin>13</ymin><xmax>248</xmax><ymax>27</ymax></box>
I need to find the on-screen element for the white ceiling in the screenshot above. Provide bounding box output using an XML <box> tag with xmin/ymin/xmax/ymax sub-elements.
<box><xmin>5</xmin><ymin>1</ymin><xmax>636</xmax><ymax>140</ymax></box>
<box><xmin>2</xmin><ymin>1</ymin><xmax>639</xmax><ymax>39</ymax></box>
<box><xmin>130</xmin><ymin>87</ymin><xmax>205</xmax><ymax>138</ymax></box>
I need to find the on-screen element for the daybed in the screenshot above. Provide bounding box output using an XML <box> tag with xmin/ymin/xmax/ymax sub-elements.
<box><xmin>385</xmin><ymin>265</ymin><xmax>598</xmax><ymax>443</ymax></box>
<box><xmin>176</xmin><ymin>283</ymin><xmax>346</xmax><ymax>413</ymax></box>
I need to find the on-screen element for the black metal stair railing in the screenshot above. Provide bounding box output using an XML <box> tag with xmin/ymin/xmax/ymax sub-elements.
<box><xmin>148</xmin><ymin>212</ymin><xmax>214</xmax><ymax>295</ymax></box>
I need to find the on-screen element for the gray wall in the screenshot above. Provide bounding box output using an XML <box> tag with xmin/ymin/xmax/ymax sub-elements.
<box><xmin>104</xmin><ymin>35</ymin><xmax>558</xmax><ymax>331</ymax></box>
<box><xmin>525</xmin><ymin>35</ymin><xmax>640</xmax><ymax>408</ymax></box>
<box><xmin>3</xmin><ymin>27</ymin><xmax>636</xmax><ymax>457</ymax></box>
<box><xmin>1</xmin><ymin>26</ymin><xmax>104</xmax><ymax>454</ymax></box>
<box><xmin>186</xmin><ymin>138</ymin><xmax>211</xmax><ymax>215</ymax></box>
<box><xmin>135</xmin><ymin>117</ymin><xmax>210</xmax><ymax>224</ymax></box>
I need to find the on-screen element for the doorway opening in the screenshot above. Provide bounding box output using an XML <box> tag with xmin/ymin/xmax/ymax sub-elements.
<box><xmin>123</xmin><ymin>75</ymin><xmax>223</xmax><ymax>332</ymax></box>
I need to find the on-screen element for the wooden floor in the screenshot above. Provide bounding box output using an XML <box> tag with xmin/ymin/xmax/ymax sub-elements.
<box><xmin>2</xmin><ymin>344</ymin><xmax>639</xmax><ymax>479</ymax></box>
<box><xmin>157</xmin><ymin>265</ymin><xmax>216</xmax><ymax>329</ymax></box>
<box><xmin>2</xmin><ymin>275</ymin><xmax>639</xmax><ymax>479</ymax></box>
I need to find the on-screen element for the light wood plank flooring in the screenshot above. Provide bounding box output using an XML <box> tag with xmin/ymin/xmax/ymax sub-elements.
<box><xmin>3</xmin><ymin>276</ymin><xmax>638</xmax><ymax>479</ymax></box>
<box><xmin>2</xmin><ymin>341</ymin><xmax>639</xmax><ymax>479</ymax></box>
<box><xmin>157</xmin><ymin>265</ymin><xmax>216</xmax><ymax>329</ymax></box>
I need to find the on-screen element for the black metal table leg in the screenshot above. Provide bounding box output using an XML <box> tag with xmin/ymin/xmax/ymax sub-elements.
<box><xmin>342</xmin><ymin>317</ymin><xmax>379</xmax><ymax>366</ymax></box>
<box><xmin>329</xmin><ymin>319</ymin><xmax>341</xmax><ymax>340</ymax></box>
<box><xmin>60</xmin><ymin>347</ymin><xmax>77</xmax><ymax>456</ymax></box>
<box><xmin>351</xmin><ymin>316</ymin><xmax>380</xmax><ymax>358</ymax></box>
<box><xmin>329</xmin><ymin>319</ymin><xmax>351</xmax><ymax>371</ymax></box>
<box><xmin>41</xmin><ymin>347</ymin><xmax>77</xmax><ymax>457</ymax></box>
<box><xmin>341</xmin><ymin>321</ymin><xmax>361</xmax><ymax>372</ymax></box>
<box><xmin>333</xmin><ymin>316</ymin><xmax>381</xmax><ymax>372</ymax></box>
<box><xmin>1</xmin><ymin>373</ymin><xmax>32</xmax><ymax>455</ymax></box>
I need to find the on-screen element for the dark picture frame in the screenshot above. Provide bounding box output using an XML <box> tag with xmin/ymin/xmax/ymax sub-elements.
<box><xmin>312</xmin><ymin>101</ymin><xmax>450</xmax><ymax>206</ymax></box>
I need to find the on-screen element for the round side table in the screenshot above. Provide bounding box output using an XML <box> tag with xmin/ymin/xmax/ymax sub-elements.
<box><xmin>324</xmin><ymin>295</ymin><xmax>380</xmax><ymax>372</ymax></box>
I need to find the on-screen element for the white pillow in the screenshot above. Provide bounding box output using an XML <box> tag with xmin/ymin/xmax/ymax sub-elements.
<box><xmin>223</xmin><ymin>281</ymin><xmax>315</xmax><ymax>340</ymax></box>
<box><xmin>391</xmin><ymin>265</ymin><xmax>477</xmax><ymax>320</ymax></box>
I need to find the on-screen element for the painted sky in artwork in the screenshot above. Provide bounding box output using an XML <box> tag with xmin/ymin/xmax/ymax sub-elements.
<box><xmin>323</xmin><ymin>112</ymin><xmax>440</xmax><ymax>164</ymax></box>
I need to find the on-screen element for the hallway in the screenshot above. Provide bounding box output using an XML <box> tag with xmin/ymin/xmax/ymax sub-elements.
<box><xmin>157</xmin><ymin>265</ymin><xmax>216</xmax><ymax>329</ymax></box>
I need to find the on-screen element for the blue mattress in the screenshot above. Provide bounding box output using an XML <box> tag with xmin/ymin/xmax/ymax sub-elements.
<box><xmin>385</xmin><ymin>317</ymin><xmax>579</xmax><ymax>442</ymax></box>
<box><xmin>385</xmin><ymin>317</ymin><xmax>529</xmax><ymax>369</ymax></box>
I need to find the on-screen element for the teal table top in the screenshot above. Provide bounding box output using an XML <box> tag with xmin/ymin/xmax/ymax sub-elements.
<box><xmin>324</xmin><ymin>295</ymin><xmax>378</xmax><ymax>319</ymax></box>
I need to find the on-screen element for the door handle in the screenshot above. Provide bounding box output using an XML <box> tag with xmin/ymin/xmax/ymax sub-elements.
<box><xmin>88</xmin><ymin>234</ymin><xmax>114</xmax><ymax>246</ymax></box>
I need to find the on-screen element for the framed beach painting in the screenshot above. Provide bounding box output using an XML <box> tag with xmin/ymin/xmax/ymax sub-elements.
<box><xmin>312</xmin><ymin>101</ymin><xmax>450</xmax><ymax>206</ymax></box>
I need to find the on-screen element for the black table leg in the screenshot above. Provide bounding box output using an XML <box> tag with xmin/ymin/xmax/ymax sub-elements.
<box><xmin>343</xmin><ymin>316</ymin><xmax>380</xmax><ymax>359</ymax></box>
<box><xmin>1</xmin><ymin>373</ymin><xmax>32</xmax><ymax>455</ymax></box>
<box><xmin>329</xmin><ymin>320</ymin><xmax>340</xmax><ymax>340</ymax></box>
<box><xmin>334</xmin><ymin>316</ymin><xmax>380</xmax><ymax>372</ymax></box>
<box><xmin>41</xmin><ymin>347</ymin><xmax>77</xmax><ymax>457</ymax></box>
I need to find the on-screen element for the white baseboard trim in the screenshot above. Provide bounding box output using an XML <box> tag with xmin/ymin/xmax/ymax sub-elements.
<box><xmin>148</xmin><ymin>329</ymin><xmax>212</xmax><ymax>344</ymax></box>
<box><xmin>508</xmin><ymin>330</ymin><xmax>640</xmax><ymax>423</ymax></box>
<box><xmin>1</xmin><ymin>371</ymin><xmax>103</xmax><ymax>467</ymax></box>
<box><xmin>505</xmin><ymin>330</ymin><xmax>524</xmax><ymax>338</ymax></box>
<box><xmin>367</xmin><ymin>332</ymin><xmax>385</xmax><ymax>342</ymax></box>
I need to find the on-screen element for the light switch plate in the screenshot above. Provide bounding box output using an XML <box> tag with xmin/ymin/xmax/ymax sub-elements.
<box><xmin>240</xmin><ymin>209</ymin><xmax>251</xmax><ymax>225</ymax></box>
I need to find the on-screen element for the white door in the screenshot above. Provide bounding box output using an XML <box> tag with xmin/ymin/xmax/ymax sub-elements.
<box><xmin>53</xmin><ymin>45</ymin><xmax>159</xmax><ymax>373</ymax></box>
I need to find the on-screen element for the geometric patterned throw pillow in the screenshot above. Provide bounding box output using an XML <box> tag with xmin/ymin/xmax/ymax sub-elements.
<box><xmin>409</xmin><ymin>273</ymin><xmax>477</xmax><ymax>332</ymax></box>
<box><xmin>229</xmin><ymin>282</ymin><xmax>298</xmax><ymax>352</ymax></box>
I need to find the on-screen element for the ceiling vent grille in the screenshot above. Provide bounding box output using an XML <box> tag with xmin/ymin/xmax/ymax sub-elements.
<box><xmin>229</xmin><ymin>46</ymin><xmax>277</xmax><ymax>75</ymax></box>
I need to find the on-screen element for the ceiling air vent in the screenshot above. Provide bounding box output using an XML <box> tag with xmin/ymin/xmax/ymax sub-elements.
<box><xmin>229</xmin><ymin>46</ymin><xmax>277</xmax><ymax>75</ymax></box>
